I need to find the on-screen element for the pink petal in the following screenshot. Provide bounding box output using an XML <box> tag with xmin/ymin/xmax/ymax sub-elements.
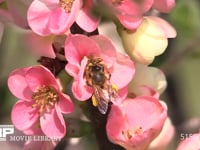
<box><xmin>25</xmin><ymin>66</ymin><xmax>59</xmax><ymax>92</ymax></box>
<box><xmin>24</xmin><ymin>31</ymin><xmax>56</xmax><ymax>58</ymax></box>
<box><xmin>114</xmin><ymin>0</ymin><xmax>150</xmax><ymax>30</ymax></box>
<box><xmin>149</xmin><ymin>117</ymin><xmax>175</xmax><ymax>150</ymax></box>
<box><xmin>48</xmin><ymin>0</ymin><xmax>82</xmax><ymax>34</ymax></box>
<box><xmin>76</xmin><ymin>0</ymin><xmax>100</xmax><ymax>32</ymax></box>
<box><xmin>27</xmin><ymin>0</ymin><xmax>56</xmax><ymax>35</ymax></box>
<box><xmin>8</xmin><ymin>67</ymin><xmax>32</xmax><ymax>100</ymax></box>
<box><xmin>106</xmin><ymin>105</ymin><xmax>125</xmax><ymax>141</ymax></box>
<box><xmin>131</xmin><ymin>85</ymin><xmax>159</xmax><ymax>98</ymax></box>
<box><xmin>71</xmin><ymin>57</ymin><xmax>93</xmax><ymax>100</ymax></box>
<box><xmin>124</xmin><ymin>96</ymin><xmax>167</xmax><ymax>130</ymax></box>
<box><xmin>23</xmin><ymin>120</ymin><xmax>43</xmax><ymax>135</ymax></box>
<box><xmin>116</xmin><ymin>0</ymin><xmax>143</xmax><ymax>15</ymax></box>
<box><xmin>58</xmin><ymin>93</ymin><xmax>74</xmax><ymax>113</ymax></box>
<box><xmin>65</xmin><ymin>34</ymin><xmax>100</xmax><ymax>66</ymax></box>
<box><xmin>110</xmin><ymin>53</ymin><xmax>135</xmax><ymax>89</ymax></box>
<box><xmin>147</xmin><ymin>16</ymin><xmax>177</xmax><ymax>38</ymax></box>
<box><xmin>72</xmin><ymin>80</ymin><xmax>93</xmax><ymax>100</ymax></box>
<box><xmin>40</xmin><ymin>107</ymin><xmax>66</xmax><ymax>138</ymax></box>
<box><xmin>65</xmin><ymin>63</ymin><xmax>80</xmax><ymax>77</ymax></box>
<box><xmin>117</xmin><ymin>14</ymin><xmax>143</xmax><ymax>30</ymax></box>
<box><xmin>153</xmin><ymin>0</ymin><xmax>175</xmax><ymax>13</ymax></box>
<box><xmin>90</xmin><ymin>35</ymin><xmax>117</xmax><ymax>67</ymax></box>
<box><xmin>11</xmin><ymin>100</ymin><xmax>39</xmax><ymax>130</ymax></box>
<box><xmin>48</xmin><ymin>8</ymin><xmax>73</xmax><ymax>34</ymax></box>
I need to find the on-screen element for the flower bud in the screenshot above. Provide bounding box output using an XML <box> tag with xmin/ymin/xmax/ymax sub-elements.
<box><xmin>119</xmin><ymin>16</ymin><xmax>176</xmax><ymax>65</ymax></box>
<box><xmin>129</xmin><ymin>63</ymin><xmax>167</xmax><ymax>95</ymax></box>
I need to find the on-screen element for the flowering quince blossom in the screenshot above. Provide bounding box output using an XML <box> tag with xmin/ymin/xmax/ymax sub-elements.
<box><xmin>64</xmin><ymin>34</ymin><xmax>135</xmax><ymax>101</ymax></box>
<box><xmin>106</xmin><ymin>96</ymin><xmax>167</xmax><ymax>150</ymax></box>
<box><xmin>27</xmin><ymin>0</ymin><xmax>100</xmax><ymax>36</ymax></box>
<box><xmin>119</xmin><ymin>16</ymin><xmax>177</xmax><ymax>65</ymax></box>
<box><xmin>8</xmin><ymin>65</ymin><xmax>74</xmax><ymax>138</ymax></box>
<box><xmin>177</xmin><ymin>133</ymin><xmax>200</xmax><ymax>150</ymax></box>
<box><xmin>101</xmin><ymin>0</ymin><xmax>175</xmax><ymax>30</ymax></box>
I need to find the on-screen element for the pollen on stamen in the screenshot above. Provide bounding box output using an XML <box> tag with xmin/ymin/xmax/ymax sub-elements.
<box><xmin>32</xmin><ymin>85</ymin><xmax>59</xmax><ymax>114</ymax></box>
<box><xmin>122</xmin><ymin>127</ymin><xmax>143</xmax><ymax>140</ymax></box>
<box><xmin>122</xmin><ymin>129</ymin><xmax>133</xmax><ymax>140</ymax></box>
<box><xmin>59</xmin><ymin>0</ymin><xmax>74</xmax><ymax>13</ymax></box>
<box><xmin>134</xmin><ymin>126</ymin><xmax>143</xmax><ymax>135</ymax></box>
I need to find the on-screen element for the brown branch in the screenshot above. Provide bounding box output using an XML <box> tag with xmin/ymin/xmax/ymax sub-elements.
<box><xmin>86</xmin><ymin>100</ymin><xmax>125</xmax><ymax>150</ymax></box>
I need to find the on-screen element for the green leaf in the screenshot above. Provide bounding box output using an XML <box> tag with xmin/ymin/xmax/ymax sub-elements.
<box><xmin>170</xmin><ymin>0</ymin><xmax>200</xmax><ymax>37</ymax></box>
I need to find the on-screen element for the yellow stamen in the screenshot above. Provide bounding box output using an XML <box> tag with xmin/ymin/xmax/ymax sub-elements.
<box><xmin>112</xmin><ymin>84</ymin><xmax>118</xmax><ymax>92</ymax></box>
<box><xmin>32</xmin><ymin>85</ymin><xmax>59</xmax><ymax>114</ymax></box>
<box><xmin>59</xmin><ymin>0</ymin><xmax>74</xmax><ymax>13</ymax></box>
<box><xmin>122</xmin><ymin>129</ymin><xmax>133</xmax><ymax>140</ymax></box>
<box><xmin>122</xmin><ymin>126</ymin><xmax>143</xmax><ymax>140</ymax></box>
<box><xmin>134</xmin><ymin>126</ymin><xmax>143</xmax><ymax>135</ymax></box>
<box><xmin>92</xmin><ymin>95</ymin><xmax>98</xmax><ymax>107</ymax></box>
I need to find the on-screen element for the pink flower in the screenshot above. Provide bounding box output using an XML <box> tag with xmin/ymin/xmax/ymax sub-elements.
<box><xmin>27</xmin><ymin>0</ymin><xmax>100</xmax><ymax>36</ymax></box>
<box><xmin>103</xmin><ymin>0</ymin><xmax>154</xmax><ymax>30</ymax></box>
<box><xmin>64</xmin><ymin>34</ymin><xmax>135</xmax><ymax>101</ymax></box>
<box><xmin>101</xmin><ymin>0</ymin><xmax>175</xmax><ymax>30</ymax></box>
<box><xmin>106</xmin><ymin>96</ymin><xmax>167</xmax><ymax>150</ymax></box>
<box><xmin>177</xmin><ymin>133</ymin><xmax>200</xmax><ymax>150</ymax></box>
<box><xmin>8</xmin><ymin>65</ymin><xmax>74</xmax><ymax>138</ymax></box>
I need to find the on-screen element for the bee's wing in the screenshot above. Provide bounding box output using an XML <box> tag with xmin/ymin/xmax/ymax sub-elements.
<box><xmin>93</xmin><ymin>86</ymin><xmax>109</xmax><ymax>114</ymax></box>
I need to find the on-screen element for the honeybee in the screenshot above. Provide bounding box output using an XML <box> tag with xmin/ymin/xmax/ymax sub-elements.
<box><xmin>84</xmin><ymin>56</ymin><xmax>118</xmax><ymax>114</ymax></box>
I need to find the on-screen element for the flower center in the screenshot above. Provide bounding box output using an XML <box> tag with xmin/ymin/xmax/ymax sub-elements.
<box><xmin>32</xmin><ymin>85</ymin><xmax>59</xmax><ymax>113</ymax></box>
<box><xmin>59</xmin><ymin>0</ymin><xmax>74</xmax><ymax>13</ymax></box>
<box><xmin>122</xmin><ymin>126</ymin><xmax>143</xmax><ymax>140</ymax></box>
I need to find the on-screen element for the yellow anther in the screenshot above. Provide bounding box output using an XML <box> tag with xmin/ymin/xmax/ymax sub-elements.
<box><xmin>134</xmin><ymin>126</ymin><xmax>143</xmax><ymax>135</ymax></box>
<box><xmin>112</xmin><ymin>84</ymin><xmax>118</xmax><ymax>91</ymax></box>
<box><xmin>92</xmin><ymin>95</ymin><xmax>98</xmax><ymax>107</ymax></box>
